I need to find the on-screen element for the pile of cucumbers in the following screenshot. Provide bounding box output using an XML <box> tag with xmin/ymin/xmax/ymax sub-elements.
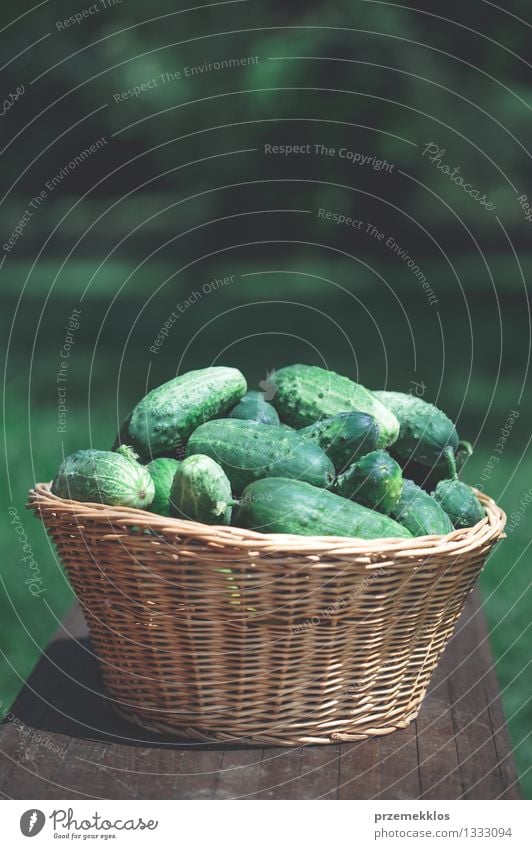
<box><xmin>51</xmin><ymin>364</ymin><xmax>485</xmax><ymax>540</ymax></box>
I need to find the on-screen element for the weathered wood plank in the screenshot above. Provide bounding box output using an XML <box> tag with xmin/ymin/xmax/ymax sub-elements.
<box><xmin>447</xmin><ymin>595</ymin><xmax>520</xmax><ymax>800</ymax></box>
<box><xmin>417</xmin><ymin>712</ymin><xmax>463</xmax><ymax>799</ymax></box>
<box><xmin>248</xmin><ymin>748</ymin><xmax>303</xmax><ymax>800</ymax></box>
<box><xmin>299</xmin><ymin>744</ymin><xmax>340</xmax><ymax>799</ymax></box>
<box><xmin>214</xmin><ymin>747</ymin><xmax>264</xmax><ymax>799</ymax></box>
<box><xmin>0</xmin><ymin>606</ymin><xmax>88</xmax><ymax>797</ymax></box>
<box><xmin>374</xmin><ymin>720</ymin><xmax>423</xmax><ymax>800</ymax></box>
<box><xmin>0</xmin><ymin>591</ymin><xmax>520</xmax><ymax>799</ymax></box>
<box><xmin>338</xmin><ymin>738</ymin><xmax>382</xmax><ymax>799</ymax></box>
<box><xmin>416</xmin><ymin>654</ymin><xmax>463</xmax><ymax>799</ymax></box>
<box><xmin>258</xmin><ymin>745</ymin><xmax>341</xmax><ymax>800</ymax></box>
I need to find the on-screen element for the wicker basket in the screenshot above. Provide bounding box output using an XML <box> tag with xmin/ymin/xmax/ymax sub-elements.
<box><xmin>28</xmin><ymin>482</ymin><xmax>505</xmax><ymax>746</ymax></box>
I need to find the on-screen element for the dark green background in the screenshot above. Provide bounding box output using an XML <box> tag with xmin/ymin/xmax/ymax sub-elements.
<box><xmin>1</xmin><ymin>0</ymin><xmax>530</xmax><ymax>795</ymax></box>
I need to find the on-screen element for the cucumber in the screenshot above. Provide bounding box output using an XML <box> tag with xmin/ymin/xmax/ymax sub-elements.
<box><xmin>228</xmin><ymin>390</ymin><xmax>280</xmax><ymax>425</ymax></box>
<box><xmin>170</xmin><ymin>454</ymin><xmax>235</xmax><ymax>525</ymax></box>
<box><xmin>185</xmin><ymin>419</ymin><xmax>335</xmax><ymax>494</ymax></box>
<box><xmin>271</xmin><ymin>365</ymin><xmax>399</xmax><ymax>447</ymax></box>
<box><xmin>114</xmin><ymin>366</ymin><xmax>247</xmax><ymax>461</ymax></box>
<box><xmin>395</xmin><ymin>458</ymin><xmax>448</xmax><ymax>492</ymax></box>
<box><xmin>432</xmin><ymin>479</ymin><xmax>485</xmax><ymax>529</ymax></box>
<box><xmin>299</xmin><ymin>412</ymin><xmax>380</xmax><ymax>472</ymax></box>
<box><xmin>235</xmin><ymin>478</ymin><xmax>412</xmax><ymax>539</ymax></box>
<box><xmin>147</xmin><ymin>457</ymin><xmax>181</xmax><ymax>516</ymax></box>
<box><xmin>336</xmin><ymin>450</ymin><xmax>403</xmax><ymax>513</ymax></box>
<box><xmin>390</xmin><ymin>479</ymin><xmax>453</xmax><ymax>537</ymax></box>
<box><xmin>51</xmin><ymin>445</ymin><xmax>154</xmax><ymax>509</ymax></box>
<box><xmin>372</xmin><ymin>390</ymin><xmax>459</xmax><ymax>471</ymax></box>
<box><xmin>399</xmin><ymin>440</ymin><xmax>473</xmax><ymax>491</ymax></box>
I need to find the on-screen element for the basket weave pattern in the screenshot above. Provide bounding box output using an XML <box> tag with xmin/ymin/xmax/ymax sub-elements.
<box><xmin>28</xmin><ymin>483</ymin><xmax>505</xmax><ymax>746</ymax></box>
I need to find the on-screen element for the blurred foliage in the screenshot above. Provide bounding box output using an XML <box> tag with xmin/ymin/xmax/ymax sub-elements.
<box><xmin>1</xmin><ymin>0</ymin><xmax>531</xmax><ymax>244</ymax></box>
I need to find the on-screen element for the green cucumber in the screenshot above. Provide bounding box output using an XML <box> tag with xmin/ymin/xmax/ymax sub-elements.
<box><xmin>170</xmin><ymin>454</ymin><xmax>235</xmax><ymax>525</ymax></box>
<box><xmin>395</xmin><ymin>458</ymin><xmax>448</xmax><ymax>492</ymax></box>
<box><xmin>299</xmin><ymin>412</ymin><xmax>380</xmax><ymax>472</ymax></box>
<box><xmin>51</xmin><ymin>445</ymin><xmax>154</xmax><ymax>509</ymax></box>
<box><xmin>114</xmin><ymin>366</ymin><xmax>247</xmax><ymax>461</ymax></box>
<box><xmin>185</xmin><ymin>419</ymin><xmax>335</xmax><ymax>494</ymax></box>
<box><xmin>372</xmin><ymin>390</ymin><xmax>459</xmax><ymax>472</ymax></box>
<box><xmin>147</xmin><ymin>457</ymin><xmax>181</xmax><ymax>516</ymax></box>
<box><xmin>271</xmin><ymin>365</ymin><xmax>399</xmax><ymax>447</ymax></box>
<box><xmin>336</xmin><ymin>450</ymin><xmax>403</xmax><ymax>513</ymax></box>
<box><xmin>228</xmin><ymin>390</ymin><xmax>280</xmax><ymax>425</ymax></box>
<box><xmin>432</xmin><ymin>479</ymin><xmax>485</xmax><ymax>529</ymax></box>
<box><xmin>235</xmin><ymin>478</ymin><xmax>411</xmax><ymax>539</ymax></box>
<box><xmin>390</xmin><ymin>479</ymin><xmax>453</xmax><ymax>537</ymax></box>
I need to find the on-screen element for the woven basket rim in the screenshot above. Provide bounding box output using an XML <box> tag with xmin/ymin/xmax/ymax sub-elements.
<box><xmin>28</xmin><ymin>481</ymin><xmax>506</xmax><ymax>556</ymax></box>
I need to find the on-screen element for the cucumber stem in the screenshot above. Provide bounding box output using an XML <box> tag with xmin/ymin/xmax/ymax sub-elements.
<box><xmin>444</xmin><ymin>446</ymin><xmax>458</xmax><ymax>480</ymax></box>
<box><xmin>116</xmin><ymin>444</ymin><xmax>140</xmax><ymax>464</ymax></box>
<box><xmin>456</xmin><ymin>440</ymin><xmax>473</xmax><ymax>473</ymax></box>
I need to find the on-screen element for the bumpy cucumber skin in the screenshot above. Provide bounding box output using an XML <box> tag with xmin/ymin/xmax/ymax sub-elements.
<box><xmin>336</xmin><ymin>450</ymin><xmax>403</xmax><ymax>513</ymax></box>
<box><xmin>235</xmin><ymin>478</ymin><xmax>411</xmax><ymax>539</ymax></box>
<box><xmin>228</xmin><ymin>390</ymin><xmax>280</xmax><ymax>425</ymax></box>
<box><xmin>299</xmin><ymin>412</ymin><xmax>380</xmax><ymax>472</ymax></box>
<box><xmin>115</xmin><ymin>366</ymin><xmax>247</xmax><ymax>461</ymax></box>
<box><xmin>170</xmin><ymin>454</ymin><xmax>233</xmax><ymax>525</ymax></box>
<box><xmin>271</xmin><ymin>365</ymin><xmax>399</xmax><ymax>447</ymax></box>
<box><xmin>390</xmin><ymin>479</ymin><xmax>453</xmax><ymax>536</ymax></box>
<box><xmin>147</xmin><ymin>457</ymin><xmax>181</xmax><ymax>516</ymax></box>
<box><xmin>433</xmin><ymin>479</ymin><xmax>485</xmax><ymax>529</ymax></box>
<box><xmin>51</xmin><ymin>447</ymin><xmax>155</xmax><ymax>508</ymax></box>
<box><xmin>373</xmin><ymin>391</ymin><xmax>459</xmax><ymax>468</ymax></box>
<box><xmin>186</xmin><ymin>419</ymin><xmax>335</xmax><ymax>494</ymax></box>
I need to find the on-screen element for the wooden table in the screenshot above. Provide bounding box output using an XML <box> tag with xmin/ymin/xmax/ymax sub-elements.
<box><xmin>0</xmin><ymin>590</ymin><xmax>520</xmax><ymax>800</ymax></box>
